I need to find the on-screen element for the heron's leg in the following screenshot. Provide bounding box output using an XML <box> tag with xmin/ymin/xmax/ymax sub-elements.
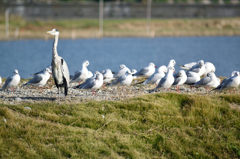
<box><xmin>58</xmin><ymin>88</ymin><xmax>60</xmax><ymax>102</ymax></box>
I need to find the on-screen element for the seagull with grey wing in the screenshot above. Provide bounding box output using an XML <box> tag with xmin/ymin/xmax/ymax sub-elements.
<box><xmin>75</xmin><ymin>71</ymin><xmax>103</xmax><ymax>90</ymax></box>
<box><xmin>143</xmin><ymin>65</ymin><xmax>167</xmax><ymax>85</ymax></box>
<box><xmin>185</xmin><ymin>71</ymin><xmax>201</xmax><ymax>85</ymax></box>
<box><xmin>102</xmin><ymin>69</ymin><xmax>114</xmax><ymax>84</ymax></box>
<box><xmin>135</xmin><ymin>62</ymin><xmax>156</xmax><ymax>77</ymax></box>
<box><xmin>1</xmin><ymin>69</ymin><xmax>21</xmax><ymax>91</ymax></box>
<box><xmin>155</xmin><ymin>66</ymin><xmax>175</xmax><ymax>90</ymax></box>
<box><xmin>214</xmin><ymin>71</ymin><xmax>240</xmax><ymax>91</ymax></box>
<box><xmin>173</xmin><ymin>70</ymin><xmax>187</xmax><ymax>91</ymax></box>
<box><xmin>114</xmin><ymin>70</ymin><xmax>134</xmax><ymax>86</ymax></box>
<box><xmin>115</xmin><ymin>64</ymin><xmax>131</xmax><ymax>78</ymax></box>
<box><xmin>23</xmin><ymin>68</ymin><xmax>51</xmax><ymax>87</ymax></box>
<box><xmin>195</xmin><ymin>72</ymin><xmax>220</xmax><ymax>88</ymax></box>
<box><xmin>71</xmin><ymin>60</ymin><xmax>90</xmax><ymax>84</ymax></box>
<box><xmin>188</xmin><ymin>60</ymin><xmax>206</xmax><ymax>77</ymax></box>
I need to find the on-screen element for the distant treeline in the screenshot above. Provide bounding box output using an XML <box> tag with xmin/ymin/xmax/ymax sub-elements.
<box><xmin>1</xmin><ymin>0</ymin><xmax>235</xmax><ymax>4</ymax></box>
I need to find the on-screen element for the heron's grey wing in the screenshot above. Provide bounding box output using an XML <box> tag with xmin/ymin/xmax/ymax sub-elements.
<box><xmin>136</xmin><ymin>68</ymin><xmax>149</xmax><ymax>76</ymax></box>
<box><xmin>26</xmin><ymin>75</ymin><xmax>43</xmax><ymax>85</ymax></box>
<box><xmin>2</xmin><ymin>76</ymin><xmax>13</xmax><ymax>89</ymax></box>
<box><xmin>61</xmin><ymin>58</ymin><xmax>70</xmax><ymax>86</ymax></box>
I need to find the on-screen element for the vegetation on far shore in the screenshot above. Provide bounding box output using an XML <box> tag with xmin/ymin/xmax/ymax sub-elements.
<box><xmin>0</xmin><ymin>93</ymin><xmax>240</xmax><ymax>158</ymax></box>
<box><xmin>0</xmin><ymin>16</ymin><xmax>240</xmax><ymax>40</ymax></box>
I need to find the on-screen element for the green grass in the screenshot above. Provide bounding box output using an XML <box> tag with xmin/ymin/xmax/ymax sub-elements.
<box><xmin>0</xmin><ymin>93</ymin><xmax>240</xmax><ymax>158</ymax></box>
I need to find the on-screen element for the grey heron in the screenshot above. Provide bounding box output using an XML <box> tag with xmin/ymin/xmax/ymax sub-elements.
<box><xmin>47</xmin><ymin>28</ymin><xmax>70</xmax><ymax>97</ymax></box>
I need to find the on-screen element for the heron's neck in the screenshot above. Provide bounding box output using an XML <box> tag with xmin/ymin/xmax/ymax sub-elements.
<box><xmin>53</xmin><ymin>34</ymin><xmax>59</xmax><ymax>58</ymax></box>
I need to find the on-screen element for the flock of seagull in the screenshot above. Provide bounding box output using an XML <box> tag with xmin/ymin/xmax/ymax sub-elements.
<box><xmin>0</xmin><ymin>28</ymin><xmax>239</xmax><ymax>98</ymax></box>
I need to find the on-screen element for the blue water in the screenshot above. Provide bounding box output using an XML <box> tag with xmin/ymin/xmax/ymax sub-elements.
<box><xmin>0</xmin><ymin>36</ymin><xmax>239</xmax><ymax>78</ymax></box>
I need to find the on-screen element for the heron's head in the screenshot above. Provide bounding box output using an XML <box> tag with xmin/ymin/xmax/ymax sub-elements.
<box><xmin>14</xmin><ymin>69</ymin><xmax>19</xmax><ymax>74</ymax></box>
<box><xmin>47</xmin><ymin>28</ymin><xmax>59</xmax><ymax>36</ymax></box>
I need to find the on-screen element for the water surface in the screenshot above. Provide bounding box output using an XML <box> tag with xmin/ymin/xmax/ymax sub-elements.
<box><xmin>0</xmin><ymin>36</ymin><xmax>239</xmax><ymax>78</ymax></box>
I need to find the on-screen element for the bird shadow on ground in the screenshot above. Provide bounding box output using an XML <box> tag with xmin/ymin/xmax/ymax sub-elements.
<box><xmin>4</xmin><ymin>96</ymin><xmax>57</xmax><ymax>101</ymax></box>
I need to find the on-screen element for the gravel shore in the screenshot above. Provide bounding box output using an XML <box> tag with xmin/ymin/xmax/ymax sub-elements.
<box><xmin>0</xmin><ymin>79</ymin><xmax>237</xmax><ymax>104</ymax></box>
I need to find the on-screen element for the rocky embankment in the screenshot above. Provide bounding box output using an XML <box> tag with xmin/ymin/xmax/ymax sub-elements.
<box><xmin>0</xmin><ymin>80</ymin><xmax>236</xmax><ymax>104</ymax></box>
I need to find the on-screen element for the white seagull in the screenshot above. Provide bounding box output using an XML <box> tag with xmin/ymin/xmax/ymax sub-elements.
<box><xmin>115</xmin><ymin>71</ymin><xmax>134</xmax><ymax>86</ymax></box>
<box><xmin>71</xmin><ymin>60</ymin><xmax>90</xmax><ymax>83</ymax></box>
<box><xmin>173</xmin><ymin>70</ymin><xmax>187</xmax><ymax>87</ymax></box>
<box><xmin>155</xmin><ymin>66</ymin><xmax>175</xmax><ymax>89</ymax></box>
<box><xmin>135</xmin><ymin>62</ymin><xmax>156</xmax><ymax>77</ymax></box>
<box><xmin>185</xmin><ymin>71</ymin><xmax>201</xmax><ymax>85</ymax></box>
<box><xmin>75</xmin><ymin>71</ymin><xmax>103</xmax><ymax>89</ymax></box>
<box><xmin>115</xmin><ymin>64</ymin><xmax>131</xmax><ymax>78</ymax></box>
<box><xmin>180</xmin><ymin>62</ymin><xmax>197</xmax><ymax>70</ymax></box>
<box><xmin>188</xmin><ymin>60</ymin><xmax>206</xmax><ymax>77</ymax></box>
<box><xmin>1</xmin><ymin>69</ymin><xmax>21</xmax><ymax>91</ymax></box>
<box><xmin>143</xmin><ymin>65</ymin><xmax>167</xmax><ymax>85</ymax></box>
<box><xmin>102</xmin><ymin>69</ymin><xmax>114</xmax><ymax>83</ymax></box>
<box><xmin>195</xmin><ymin>72</ymin><xmax>220</xmax><ymax>88</ymax></box>
<box><xmin>214</xmin><ymin>71</ymin><xmax>240</xmax><ymax>90</ymax></box>
<box><xmin>0</xmin><ymin>76</ymin><xmax>2</xmax><ymax>86</ymax></box>
<box><xmin>204</xmin><ymin>62</ymin><xmax>216</xmax><ymax>75</ymax></box>
<box><xmin>23</xmin><ymin>68</ymin><xmax>51</xmax><ymax>87</ymax></box>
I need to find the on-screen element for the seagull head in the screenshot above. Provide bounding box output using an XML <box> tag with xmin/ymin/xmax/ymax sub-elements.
<box><xmin>168</xmin><ymin>59</ymin><xmax>176</xmax><ymax>67</ymax></box>
<box><xmin>45</xmin><ymin>68</ymin><xmax>52</xmax><ymax>74</ymax></box>
<box><xmin>83</xmin><ymin>60</ymin><xmax>90</xmax><ymax>67</ymax></box>
<box><xmin>47</xmin><ymin>28</ymin><xmax>59</xmax><ymax>36</ymax></box>
<box><xmin>119</xmin><ymin>64</ymin><xmax>126</xmax><ymax>69</ymax></box>
<box><xmin>198</xmin><ymin>60</ymin><xmax>204</xmax><ymax>66</ymax></box>
<box><xmin>14</xmin><ymin>69</ymin><xmax>19</xmax><ymax>74</ymax></box>
<box><xmin>179</xmin><ymin>70</ymin><xmax>186</xmax><ymax>77</ymax></box>
<box><xmin>158</xmin><ymin>65</ymin><xmax>168</xmax><ymax>73</ymax></box>
<box><xmin>131</xmin><ymin>69</ymin><xmax>137</xmax><ymax>75</ymax></box>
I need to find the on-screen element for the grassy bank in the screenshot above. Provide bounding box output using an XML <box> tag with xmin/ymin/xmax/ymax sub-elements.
<box><xmin>1</xmin><ymin>16</ymin><xmax>240</xmax><ymax>40</ymax></box>
<box><xmin>0</xmin><ymin>93</ymin><xmax>240</xmax><ymax>158</ymax></box>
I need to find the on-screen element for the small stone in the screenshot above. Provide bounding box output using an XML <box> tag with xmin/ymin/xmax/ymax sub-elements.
<box><xmin>24</xmin><ymin>106</ymin><xmax>32</xmax><ymax>110</ymax></box>
<box><xmin>15</xmin><ymin>97</ymin><xmax>22</xmax><ymax>102</ymax></box>
<box><xmin>3</xmin><ymin>117</ymin><xmax>7</xmax><ymax>123</ymax></box>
